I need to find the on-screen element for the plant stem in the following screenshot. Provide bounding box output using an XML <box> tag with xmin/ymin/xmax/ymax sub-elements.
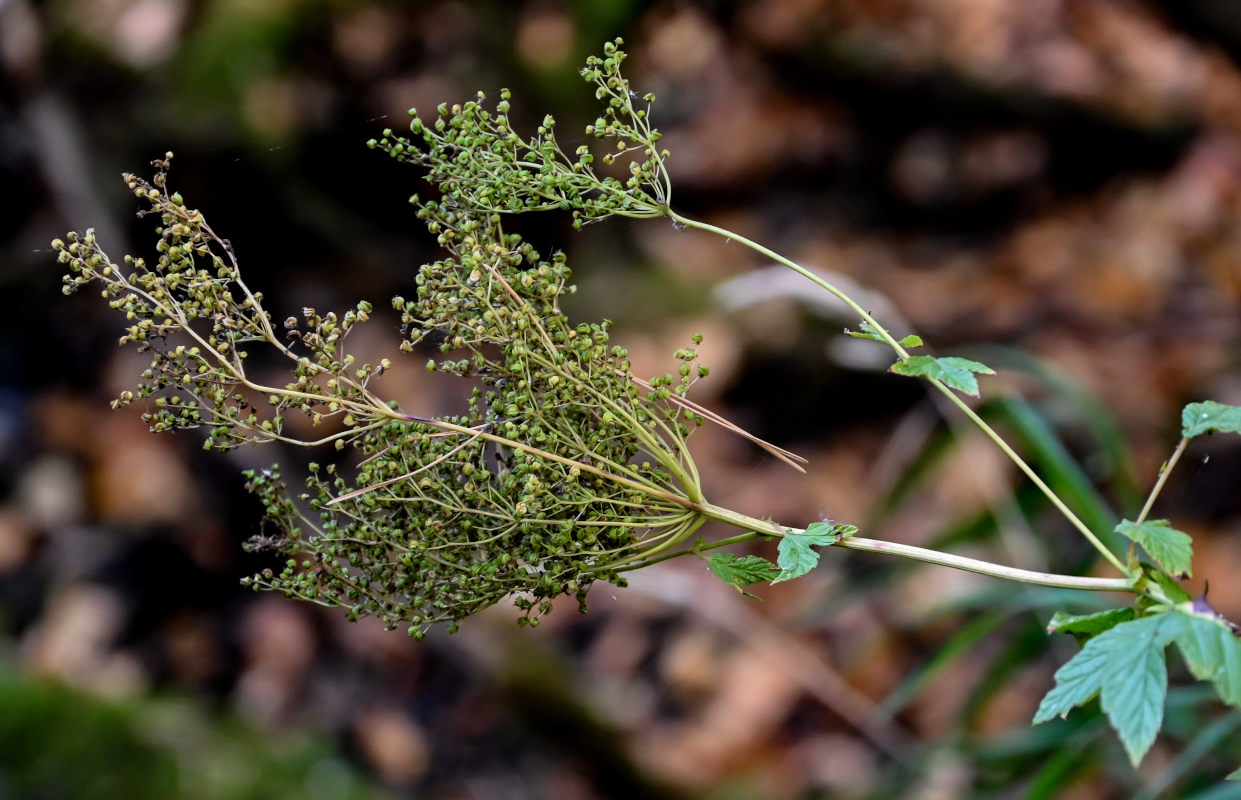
<box><xmin>836</xmin><ymin>537</ymin><xmax>1131</xmax><ymax>591</ymax></box>
<box><xmin>1135</xmin><ymin>436</ymin><xmax>1188</xmax><ymax>525</ymax></box>
<box><xmin>666</xmin><ymin>209</ymin><xmax>1130</xmax><ymax>576</ymax></box>
<box><xmin>931</xmin><ymin>384</ymin><xmax>1129</xmax><ymax>574</ymax></box>
<box><xmin>615</xmin><ymin>530</ymin><xmax>765</xmax><ymax>571</ymax></box>
<box><xmin>667</xmin><ymin>210</ymin><xmax>912</xmax><ymax>357</ymax></box>
<box><xmin>690</xmin><ymin>503</ymin><xmax>1134</xmax><ymax>592</ymax></box>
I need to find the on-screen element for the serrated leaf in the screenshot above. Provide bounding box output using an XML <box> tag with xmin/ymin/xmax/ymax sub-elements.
<box><xmin>1181</xmin><ymin>401</ymin><xmax>1241</xmax><ymax>438</ymax></box>
<box><xmin>706</xmin><ymin>553</ymin><xmax>779</xmax><ymax>590</ymax></box>
<box><xmin>773</xmin><ymin>536</ymin><xmax>818</xmax><ymax>583</ymax></box>
<box><xmin>1116</xmin><ymin>520</ymin><xmax>1193</xmax><ymax>578</ymax></box>
<box><xmin>1173</xmin><ymin>609</ymin><xmax>1241</xmax><ymax>707</ymax></box>
<box><xmin>1034</xmin><ymin>613</ymin><xmax>1188</xmax><ymax>765</ymax></box>
<box><xmin>1101</xmin><ymin>630</ymin><xmax>1168</xmax><ymax>766</ymax></box>
<box><xmin>1047</xmin><ymin>608</ymin><xmax>1135</xmax><ymax>640</ymax></box>
<box><xmin>890</xmin><ymin>355</ymin><xmax>995</xmax><ymax>397</ymax></box>
<box><xmin>1147</xmin><ymin>569</ymin><xmax>1193</xmax><ymax>604</ymax></box>
<box><xmin>771</xmin><ymin>524</ymin><xmax>853</xmax><ymax>584</ymax></box>
<box><xmin>1033</xmin><ymin>631</ymin><xmax>1113</xmax><ymax>723</ymax></box>
<box><xmin>802</xmin><ymin>521</ymin><xmax>857</xmax><ymax>545</ymax></box>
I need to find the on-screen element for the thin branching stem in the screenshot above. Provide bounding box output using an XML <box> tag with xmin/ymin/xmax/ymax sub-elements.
<box><xmin>666</xmin><ymin>209</ymin><xmax>1130</xmax><ymax>576</ymax></box>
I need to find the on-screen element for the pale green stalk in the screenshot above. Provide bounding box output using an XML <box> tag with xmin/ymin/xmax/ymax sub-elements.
<box><xmin>664</xmin><ymin>209</ymin><xmax>1130</xmax><ymax>576</ymax></box>
<box><xmin>622</xmin><ymin>504</ymin><xmax>1134</xmax><ymax>592</ymax></box>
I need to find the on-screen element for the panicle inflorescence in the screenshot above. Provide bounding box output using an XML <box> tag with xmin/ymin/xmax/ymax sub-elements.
<box><xmin>57</xmin><ymin>109</ymin><xmax>713</xmax><ymax>635</ymax></box>
<box><xmin>368</xmin><ymin>37</ymin><xmax>673</xmax><ymax>231</ymax></box>
<box><xmin>56</xmin><ymin>154</ymin><xmax>395</xmax><ymax>454</ymax></box>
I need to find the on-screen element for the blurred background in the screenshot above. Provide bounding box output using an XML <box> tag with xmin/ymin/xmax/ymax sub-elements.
<box><xmin>3</xmin><ymin>0</ymin><xmax>1241</xmax><ymax>797</ymax></box>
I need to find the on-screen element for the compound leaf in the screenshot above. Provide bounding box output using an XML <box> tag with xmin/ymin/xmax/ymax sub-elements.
<box><xmin>1182</xmin><ymin>401</ymin><xmax>1241</xmax><ymax>438</ymax></box>
<box><xmin>1116</xmin><ymin>520</ymin><xmax>1193</xmax><ymax>578</ymax></box>
<box><xmin>707</xmin><ymin>553</ymin><xmax>779</xmax><ymax>590</ymax></box>
<box><xmin>891</xmin><ymin>355</ymin><xmax>995</xmax><ymax>397</ymax></box>
<box><xmin>1035</xmin><ymin>613</ymin><xmax>1188</xmax><ymax>765</ymax></box>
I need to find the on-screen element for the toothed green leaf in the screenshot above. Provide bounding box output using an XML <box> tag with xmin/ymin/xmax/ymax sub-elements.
<box><xmin>706</xmin><ymin>553</ymin><xmax>779</xmax><ymax>590</ymax></box>
<box><xmin>1116</xmin><ymin>519</ymin><xmax>1193</xmax><ymax>577</ymax></box>
<box><xmin>1181</xmin><ymin>401</ymin><xmax>1241</xmax><ymax>438</ymax></box>
<box><xmin>1036</xmin><ymin>607</ymin><xmax>1241</xmax><ymax>767</ymax></box>
<box><xmin>1047</xmin><ymin>608</ymin><xmax>1136</xmax><ymax>641</ymax></box>
<box><xmin>890</xmin><ymin>356</ymin><xmax>995</xmax><ymax>396</ymax></box>
<box><xmin>1035</xmin><ymin>613</ymin><xmax>1186</xmax><ymax>765</ymax></box>
<box><xmin>1173</xmin><ymin>607</ymin><xmax>1241</xmax><ymax>707</ymax></box>
<box><xmin>771</xmin><ymin>523</ymin><xmax>853</xmax><ymax>583</ymax></box>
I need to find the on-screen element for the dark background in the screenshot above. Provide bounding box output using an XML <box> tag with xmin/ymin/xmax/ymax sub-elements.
<box><xmin>3</xmin><ymin>0</ymin><xmax>1241</xmax><ymax>797</ymax></box>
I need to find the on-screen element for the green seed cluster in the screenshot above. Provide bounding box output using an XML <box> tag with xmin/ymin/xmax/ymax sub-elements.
<box><xmin>369</xmin><ymin>37</ymin><xmax>673</xmax><ymax>230</ymax></box>
<box><xmin>56</xmin><ymin>155</ymin><xmax>394</xmax><ymax>454</ymax></box>
<box><xmin>241</xmin><ymin>207</ymin><xmax>712</xmax><ymax>635</ymax></box>
<box><xmin>56</xmin><ymin>64</ymin><xmax>715</xmax><ymax>635</ymax></box>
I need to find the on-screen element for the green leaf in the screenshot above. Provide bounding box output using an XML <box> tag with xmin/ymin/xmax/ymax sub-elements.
<box><xmin>802</xmin><ymin>520</ymin><xmax>857</xmax><ymax>545</ymax></box>
<box><xmin>1033</xmin><ymin>628</ymin><xmax>1115</xmax><ymax>722</ymax></box>
<box><xmin>1034</xmin><ymin>613</ymin><xmax>1188</xmax><ymax>765</ymax></box>
<box><xmin>1047</xmin><ymin>608</ymin><xmax>1136</xmax><ymax>641</ymax></box>
<box><xmin>1172</xmin><ymin>608</ymin><xmax>1241</xmax><ymax>707</ymax></box>
<box><xmin>1148</xmin><ymin>569</ymin><xmax>1193</xmax><ymax>604</ymax></box>
<box><xmin>1101</xmin><ymin>630</ymin><xmax>1169</xmax><ymax>767</ymax></box>
<box><xmin>845</xmin><ymin>322</ymin><xmax>922</xmax><ymax>348</ymax></box>
<box><xmin>1181</xmin><ymin>401</ymin><xmax>1241</xmax><ymax>438</ymax></box>
<box><xmin>1116</xmin><ymin>520</ymin><xmax>1193</xmax><ymax>578</ymax></box>
<box><xmin>890</xmin><ymin>355</ymin><xmax>995</xmax><ymax>397</ymax></box>
<box><xmin>771</xmin><ymin>523</ymin><xmax>853</xmax><ymax>583</ymax></box>
<box><xmin>706</xmin><ymin>553</ymin><xmax>779</xmax><ymax>590</ymax></box>
<box><xmin>1036</xmin><ymin>608</ymin><xmax>1241</xmax><ymax>767</ymax></box>
<box><xmin>773</xmin><ymin>536</ymin><xmax>817</xmax><ymax>583</ymax></box>
<box><xmin>1228</xmin><ymin>765</ymin><xmax>1241</xmax><ymax>781</ymax></box>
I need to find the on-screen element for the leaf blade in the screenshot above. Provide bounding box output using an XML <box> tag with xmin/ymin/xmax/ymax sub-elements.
<box><xmin>1100</xmin><ymin>628</ymin><xmax>1168</xmax><ymax>765</ymax></box>
<box><xmin>1173</xmin><ymin>610</ymin><xmax>1241</xmax><ymax>707</ymax></box>
<box><xmin>1116</xmin><ymin>520</ymin><xmax>1194</xmax><ymax>577</ymax></box>
<box><xmin>770</xmin><ymin>523</ymin><xmax>853</xmax><ymax>583</ymax></box>
<box><xmin>706</xmin><ymin>553</ymin><xmax>779</xmax><ymax>589</ymax></box>
<box><xmin>1047</xmin><ymin>608</ymin><xmax>1136</xmax><ymax>640</ymax></box>
<box><xmin>772</xmin><ymin>536</ymin><xmax>818</xmax><ymax>583</ymax></box>
<box><xmin>890</xmin><ymin>355</ymin><xmax>995</xmax><ymax>397</ymax></box>
<box><xmin>1033</xmin><ymin>632</ymin><xmax>1111</xmax><ymax>723</ymax></box>
<box><xmin>1035</xmin><ymin>613</ymin><xmax>1187</xmax><ymax>765</ymax></box>
<box><xmin>1181</xmin><ymin>401</ymin><xmax>1241</xmax><ymax>438</ymax></box>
